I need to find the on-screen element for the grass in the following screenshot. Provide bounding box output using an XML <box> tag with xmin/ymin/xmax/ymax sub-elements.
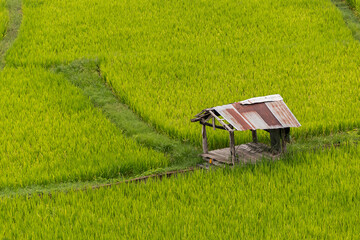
<box><xmin>0</xmin><ymin>0</ymin><xmax>359</xmax><ymax>189</ymax></box>
<box><xmin>0</xmin><ymin>0</ymin><xmax>8</xmax><ymax>41</ymax></box>
<box><xmin>0</xmin><ymin>66</ymin><xmax>168</xmax><ymax>190</ymax></box>
<box><xmin>52</xmin><ymin>59</ymin><xmax>201</xmax><ymax>169</ymax></box>
<box><xmin>100</xmin><ymin>0</ymin><xmax>360</xmax><ymax>147</ymax></box>
<box><xmin>333</xmin><ymin>0</ymin><xmax>360</xmax><ymax>41</ymax></box>
<box><xmin>3</xmin><ymin>0</ymin><xmax>360</xmax><ymax>149</ymax></box>
<box><xmin>0</xmin><ymin>0</ymin><xmax>177</xmax><ymax>191</ymax></box>
<box><xmin>0</xmin><ymin>0</ymin><xmax>360</xmax><ymax>238</ymax></box>
<box><xmin>346</xmin><ymin>0</ymin><xmax>360</xmax><ymax>11</ymax></box>
<box><xmin>288</xmin><ymin>129</ymin><xmax>360</xmax><ymax>153</ymax></box>
<box><xmin>0</xmin><ymin>129</ymin><xmax>357</xmax><ymax>197</ymax></box>
<box><xmin>0</xmin><ymin>0</ymin><xmax>21</xmax><ymax>68</ymax></box>
<box><xmin>1</xmin><ymin>144</ymin><xmax>359</xmax><ymax>239</ymax></box>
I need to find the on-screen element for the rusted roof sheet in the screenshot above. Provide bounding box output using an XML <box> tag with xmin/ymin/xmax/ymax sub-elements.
<box><xmin>211</xmin><ymin>94</ymin><xmax>300</xmax><ymax>131</ymax></box>
<box><xmin>239</xmin><ymin>94</ymin><xmax>283</xmax><ymax>105</ymax></box>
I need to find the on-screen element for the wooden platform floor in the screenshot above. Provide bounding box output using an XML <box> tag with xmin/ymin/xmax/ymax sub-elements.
<box><xmin>200</xmin><ymin>142</ymin><xmax>280</xmax><ymax>165</ymax></box>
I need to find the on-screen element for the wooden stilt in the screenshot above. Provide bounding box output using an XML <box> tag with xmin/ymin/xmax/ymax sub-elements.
<box><xmin>284</xmin><ymin>127</ymin><xmax>290</xmax><ymax>143</ymax></box>
<box><xmin>269</xmin><ymin>129</ymin><xmax>281</xmax><ymax>153</ymax></box>
<box><xmin>281</xmin><ymin>128</ymin><xmax>287</xmax><ymax>153</ymax></box>
<box><xmin>202</xmin><ymin>124</ymin><xmax>208</xmax><ymax>154</ymax></box>
<box><xmin>229</xmin><ymin>131</ymin><xmax>236</xmax><ymax>165</ymax></box>
<box><xmin>251</xmin><ymin>130</ymin><xmax>258</xmax><ymax>143</ymax></box>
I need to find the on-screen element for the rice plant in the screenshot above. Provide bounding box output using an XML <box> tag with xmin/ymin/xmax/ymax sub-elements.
<box><xmin>347</xmin><ymin>0</ymin><xmax>359</xmax><ymax>9</ymax></box>
<box><xmin>100</xmin><ymin>0</ymin><xmax>360</xmax><ymax>147</ymax></box>
<box><xmin>0</xmin><ymin>0</ymin><xmax>8</xmax><ymax>40</ymax></box>
<box><xmin>1</xmin><ymin>0</ymin><xmax>360</xmax><ymax>188</ymax></box>
<box><xmin>0</xmin><ymin>67</ymin><xmax>168</xmax><ymax>189</ymax></box>
<box><xmin>0</xmin><ymin>145</ymin><xmax>359</xmax><ymax>239</ymax></box>
<box><xmin>5</xmin><ymin>0</ymin><xmax>360</xmax><ymax>149</ymax></box>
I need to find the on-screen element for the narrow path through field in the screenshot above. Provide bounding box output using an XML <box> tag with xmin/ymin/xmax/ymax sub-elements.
<box><xmin>52</xmin><ymin>60</ymin><xmax>201</xmax><ymax>169</ymax></box>
<box><xmin>0</xmin><ymin>0</ymin><xmax>201</xmax><ymax>170</ymax></box>
<box><xmin>0</xmin><ymin>0</ymin><xmax>201</xmax><ymax>196</ymax></box>
<box><xmin>332</xmin><ymin>0</ymin><xmax>360</xmax><ymax>41</ymax></box>
<box><xmin>0</xmin><ymin>0</ymin><xmax>21</xmax><ymax>69</ymax></box>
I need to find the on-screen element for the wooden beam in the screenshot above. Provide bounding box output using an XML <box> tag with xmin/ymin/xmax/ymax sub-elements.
<box><xmin>212</xmin><ymin>117</ymin><xmax>216</xmax><ymax>130</ymax></box>
<box><xmin>208</xmin><ymin>110</ymin><xmax>233</xmax><ymax>131</ymax></box>
<box><xmin>191</xmin><ymin>113</ymin><xmax>211</xmax><ymax>123</ymax></box>
<box><xmin>229</xmin><ymin>131</ymin><xmax>236</xmax><ymax>165</ymax></box>
<box><xmin>204</xmin><ymin>114</ymin><xmax>213</xmax><ymax>123</ymax></box>
<box><xmin>202</xmin><ymin>124</ymin><xmax>208</xmax><ymax>154</ymax></box>
<box><xmin>251</xmin><ymin>130</ymin><xmax>258</xmax><ymax>143</ymax></box>
<box><xmin>201</xmin><ymin>122</ymin><xmax>226</xmax><ymax>130</ymax></box>
<box><xmin>191</xmin><ymin>117</ymin><xmax>201</xmax><ymax>122</ymax></box>
<box><xmin>194</xmin><ymin>110</ymin><xmax>206</xmax><ymax>117</ymax></box>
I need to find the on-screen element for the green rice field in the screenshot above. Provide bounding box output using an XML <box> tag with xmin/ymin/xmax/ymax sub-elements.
<box><xmin>0</xmin><ymin>67</ymin><xmax>168</xmax><ymax>189</ymax></box>
<box><xmin>101</xmin><ymin>0</ymin><xmax>360</xmax><ymax>147</ymax></box>
<box><xmin>0</xmin><ymin>0</ymin><xmax>360</xmax><ymax>238</ymax></box>
<box><xmin>4</xmin><ymin>0</ymin><xmax>360</xmax><ymax>148</ymax></box>
<box><xmin>1</xmin><ymin>145</ymin><xmax>359</xmax><ymax>238</ymax></box>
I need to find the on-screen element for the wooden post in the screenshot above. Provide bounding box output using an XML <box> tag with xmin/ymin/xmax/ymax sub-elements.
<box><xmin>269</xmin><ymin>129</ymin><xmax>281</xmax><ymax>153</ymax></box>
<box><xmin>202</xmin><ymin>124</ymin><xmax>208</xmax><ymax>154</ymax></box>
<box><xmin>251</xmin><ymin>130</ymin><xmax>258</xmax><ymax>143</ymax></box>
<box><xmin>229</xmin><ymin>131</ymin><xmax>236</xmax><ymax>165</ymax></box>
<box><xmin>284</xmin><ymin>127</ymin><xmax>290</xmax><ymax>143</ymax></box>
<box><xmin>281</xmin><ymin>129</ymin><xmax>287</xmax><ymax>153</ymax></box>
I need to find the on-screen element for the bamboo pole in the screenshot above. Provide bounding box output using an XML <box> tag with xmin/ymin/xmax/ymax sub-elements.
<box><xmin>251</xmin><ymin>130</ymin><xmax>258</xmax><ymax>143</ymax></box>
<box><xmin>281</xmin><ymin>128</ymin><xmax>287</xmax><ymax>153</ymax></box>
<box><xmin>202</xmin><ymin>124</ymin><xmax>208</xmax><ymax>154</ymax></box>
<box><xmin>229</xmin><ymin>131</ymin><xmax>236</xmax><ymax>165</ymax></box>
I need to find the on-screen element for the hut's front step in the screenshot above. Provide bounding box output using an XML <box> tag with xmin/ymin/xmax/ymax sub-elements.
<box><xmin>201</xmin><ymin>142</ymin><xmax>280</xmax><ymax>165</ymax></box>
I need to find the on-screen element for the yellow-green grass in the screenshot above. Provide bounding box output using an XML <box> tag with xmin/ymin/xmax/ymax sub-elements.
<box><xmin>0</xmin><ymin>67</ymin><xmax>168</xmax><ymax>189</ymax></box>
<box><xmin>100</xmin><ymin>0</ymin><xmax>360</xmax><ymax>147</ymax></box>
<box><xmin>0</xmin><ymin>0</ymin><xmax>8</xmax><ymax>40</ymax></box>
<box><xmin>1</xmin><ymin>144</ymin><xmax>359</xmax><ymax>239</ymax></box>
<box><xmin>5</xmin><ymin>0</ymin><xmax>360</xmax><ymax>149</ymax></box>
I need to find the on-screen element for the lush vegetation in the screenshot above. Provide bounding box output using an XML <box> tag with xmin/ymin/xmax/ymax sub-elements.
<box><xmin>1</xmin><ymin>145</ymin><xmax>359</xmax><ymax>239</ymax></box>
<box><xmin>3</xmin><ymin>0</ymin><xmax>360</xmax><ymax>149</ymax></box>
<box><xmin>0</xmin><ymin>67</ymin><xmax>168</xmax><ymax>189</ymax></box>
<box><xmin>101</xmin><ymin>0</ymin><xmax>360</xmax><ymax>147</ymax></box>
<box><xmin>0</xmin><ymin>0</ymin><xmax>8</xmax><ymax>40</ymax></box>
<box><xmin>347</xmin><ymin>0</ymin><xmax>360</xmax><ymax>10</ymax></box>
<box><xmin>0</xmin><ymin>0</ymin><xmax>359</xmax><ymax>238</ymax></box>
<box><xmin>52</xmin><ymin>59</ymin><xmax>200</xmax><ymax>169</ymax></box>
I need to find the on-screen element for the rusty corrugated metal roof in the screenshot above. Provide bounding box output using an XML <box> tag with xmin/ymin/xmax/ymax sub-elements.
<box><xmin>210</xmin><ymin>94</ymin><xmax>300</xmax><ymax>131</ymax></box>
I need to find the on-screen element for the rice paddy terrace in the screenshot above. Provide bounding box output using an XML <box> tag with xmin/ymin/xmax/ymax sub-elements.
<box><xmin>0</xmin><ymin>0</ymin><xmax>359</xmax><ymax>238</ymax></box>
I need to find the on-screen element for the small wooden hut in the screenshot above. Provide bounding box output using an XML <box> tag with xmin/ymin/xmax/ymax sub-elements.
<box><xmin>191</xmin><ymin>94</ymin><xmax>301</xmax><ymax>165</ymax></box>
